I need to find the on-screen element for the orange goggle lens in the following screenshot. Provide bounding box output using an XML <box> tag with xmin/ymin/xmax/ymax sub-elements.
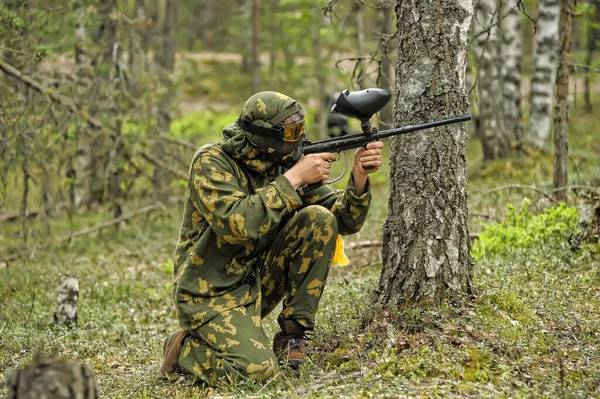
<box><xmin>281</xmin><ymin>121</ymin><xmax>305</xmax><ymax>142</ymax></box>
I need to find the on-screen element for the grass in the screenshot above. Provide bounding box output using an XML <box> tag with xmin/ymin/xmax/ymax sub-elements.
<box><xmin>1</xmin><ymin>97</ymin><xmax>600</xmax><ymax>398</ymax></box>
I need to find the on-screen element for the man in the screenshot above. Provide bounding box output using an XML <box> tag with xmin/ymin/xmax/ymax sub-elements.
<box><xmin>159</xmin><ymin>91</ymin><xmax>384</xmax><ymax>386</ymax></box>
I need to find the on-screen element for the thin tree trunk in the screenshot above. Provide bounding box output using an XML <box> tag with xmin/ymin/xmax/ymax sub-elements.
<box><xmin>312</xmin><ymin>8</ymin><xmax>328</xmax><ymax>140</ymax></box>
<box><xmin>353</xmin><ymin>0</ymin><xmax>365</xmax><ymax>52</ymax></box>
<box><xmin>474</xmin><ymin>0</ymin><xmax>510</xmax><ymax>160</ymax></box>
<box><xmin>500</xmin><ymin>0</ymin><xmax>523</xmax><ymax>147</ymax></box>
<box><xmin>377</xmin><ymin>0</ymin><xmax>474</xmax><ymax>307</ymax></box>
<box><xmin>154</xmin><ymin>0</ymin><xmax>178</xmax><ymax>204</ymax></box>
<box><xmin>527</xmin><ymin>0</ymin><xmax>560</xmax><ymax>149</ymax></box>
<box><xmin>251</xmin><ymin>0</ymin><xmax>261</xmax><ymax>94</ymax></box>
<box><xmin>554</xmin><ymin>0</ymin><xmax>573</xmax><ymax>203</ymax></box>
<box><xmin>378</xmin><ymin>0</ymin><xmax>394</xmax><ymax>131</ymax></box>
<box><xmin>584</xmin><ymin>1</ymin><xmax>599</xmax><ymax>112</ymax></box>
<box><xmin>199</xmin><ymin>0</ymin><xmax>214</xmax><ymax>49</ymax></box>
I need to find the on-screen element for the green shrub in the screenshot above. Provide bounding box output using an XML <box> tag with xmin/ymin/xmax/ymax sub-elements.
<box><xmin>170</xmin><ymin>110</ymin><xmax>239</xmax><ymax>142</ymax></box>
<box><xmin>472</xmin><ymin>200</ymin><xmax>579</xmax><ymax>261</ymax></box>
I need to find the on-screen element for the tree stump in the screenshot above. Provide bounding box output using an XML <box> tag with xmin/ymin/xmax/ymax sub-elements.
<box><xmin>578</xmin><ymin>189</ymin><xmax>600</xmax><ymax>243</ymax></box>
<box><xmin>54</xmin><ymin>274</ymin><xmax>79</xmax><ymax>327</ymax></box>
<box><xmin>6</xmin><ymin>356</ymin><xmax>97</xmax><ymax>399</ymax></box>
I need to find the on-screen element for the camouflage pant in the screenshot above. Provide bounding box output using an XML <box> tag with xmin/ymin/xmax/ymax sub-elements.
<box><xmin>178</xmin><ymin>205</ymin><xmax>337</xmax><ymax>386</ymax></box>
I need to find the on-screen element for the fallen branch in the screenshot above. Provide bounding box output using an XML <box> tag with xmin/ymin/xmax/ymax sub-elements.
<box><xmin>1</xmin><ymin>203</ymin><xmax>165</xmax><ymax>263</ymax></box>
<box><xmin>345</xmin><ymin>234</ymin><xmax>480</xmax><ymax>252</ymax></box>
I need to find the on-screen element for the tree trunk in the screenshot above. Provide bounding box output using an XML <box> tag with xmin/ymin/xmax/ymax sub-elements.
<box><xmin>353</xmin><ymin>0</ymin><xmax>365</xmax><ymax>52</ymax></box>
<box><xmin>527</xmin><ymin>0</ymin><xmax>560</xmax><ymax>149</ymax></box>
<box><xmin>312</xmin><ymin>8</ymin><xmax>328</xmax><ymax>140</ymax></box>
<box><xmin>584</xmin><ymin>1</ymin><xmax>599</xmax><ymax>112</ymax></box>
<box><xmin>553</xmin><ymin>0</ymin><xmax>573</xmax><ymax>203</ymax></box>
<box><xmin>474</xmin><ymin>0</ymin><xmax>510</xmax><ymax>160</ymax></box>
<box><xmin>378</xmin><ymin>0</ymin><xmax>394</xmax><ymax>131</ymax></box>
<box><xmin>154</xmin><ymin>0</ymin><xmax>178</xmax><ymax>204</ymax></box>
<box><xmin>500</xmin><ymin>0</ymin><xmax>523</xmax><ymax>147</ymax></box>
<box><xmin>251</xmin><ymin>0</ymin><xmax>261</xmax><ymax>94</ymax></box>
<box><xmin>75</xmin><ymin>0</ymin><xmax>117</xmax><ymax>208</ymax></box>
<box><xmin>377</xmin><ymin>0</ymin><xmax>474</xmax><ymax>307</ymax></box>
<box><xmin>199</xmin><ymin>0</ymin><xmax>214</xmax><ymax>49</ymax></box>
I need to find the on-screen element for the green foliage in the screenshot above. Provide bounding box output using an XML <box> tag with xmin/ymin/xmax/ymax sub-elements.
<box><xmin>472</xmin><ymin>200</ymin><xmax>579</xmax><ymax>261</ymax></box>
<box><xmin>170</xmin><ymin>110</ymin><xmax>238</xmax><ymax>142</ymax></box>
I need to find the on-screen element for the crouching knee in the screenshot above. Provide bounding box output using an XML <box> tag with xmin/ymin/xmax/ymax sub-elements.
<box><xmin>296</xmin><ymin>205</ymin><xmax>338</xmax><ymax>238</ymax></box>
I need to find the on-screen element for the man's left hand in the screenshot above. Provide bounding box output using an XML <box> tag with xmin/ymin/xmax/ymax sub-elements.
<box><xmin>352</xmin><ymin>140</ymin><xmax>384</xmax><ymax>176</ymax></box>
<box><xmin>351</xmin><ymin>140</ymin><xmax>384</xmax><ymax>196</ymax></box>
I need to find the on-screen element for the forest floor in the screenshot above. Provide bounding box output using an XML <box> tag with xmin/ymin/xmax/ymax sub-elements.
<box><xmin>0</xmin><ymin>183</ymin><xmax>598</xmax><ymax>398</ymax></box>
<box><xmin>2</xmin><ymin>54</ymin><xmax>600</xmax><ymax>397</ymax></box>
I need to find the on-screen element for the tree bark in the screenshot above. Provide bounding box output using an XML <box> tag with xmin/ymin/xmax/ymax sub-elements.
<box><xmin>500</xmin><ymin>0</ymin><xmax>523</xmax><ymax>147</ymax></box>
<box><xmin>553</xmin><ymin>0</ymin><xmax>573</xmax><ymax>203</ymax></box>
<box><xmin>527</xmin><ymin>0</ymin><xmax>560</xmax><ymax>149</ymax></box>
<box><xmin>377</xmin><ymin>0</ymin><xmax>474</xmax><ymax>307</ymax></box>
<box><xmin>474</xmin><ymin>0</ymin><xmax>510</xmax><ymax>160</ymax></box>
<box><xmin>54</xmin><ymin>274</ymin><xmax>79</xmax><ymax>327</ymax></box>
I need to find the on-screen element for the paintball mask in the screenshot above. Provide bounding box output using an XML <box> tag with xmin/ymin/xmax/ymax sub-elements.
<box><xmin>237</xmin><ymin>91</ymin><xmax>306</xmax><ymax>155</ymax></box>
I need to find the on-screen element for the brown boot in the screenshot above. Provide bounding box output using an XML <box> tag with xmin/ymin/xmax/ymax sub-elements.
<box><xmin>158</xmin><ymin>330</ymin><xmax>188</xmax><ymax>379</ymax></box>
<box><xmin>272</xmin><ymin>320</ymin><xmax>310</xmax><ymax>370</ymax></box>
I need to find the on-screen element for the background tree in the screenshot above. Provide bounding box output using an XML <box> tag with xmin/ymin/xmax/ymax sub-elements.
<box><xmin>584</xmin><ymin>0</ymin><xmax>600</xmax><ymax>111</ymax></box>
<box><xmin>527</xmin><ymin>0</ymin><xmax>560</xmax><ymax>149</ymax></box>
<box><xmin>377</xmin><ymin>0</ymin><xmax>394</xmax><ymax>131</ymax></box>
<box><xmin>554</xmin><ymin>0</ymin><xmax>574</xmax><ymax>202</ymax></box>
<box><xmin>251</xmin><ymin>0</ymin><xmax>261</xmax><ymax>94</ymax></box>
<box><xmin>377</xmin><ymin>0</ymin><xmax>474</xmax><ymax>306</ymax></box>
<box><xmin>500</xmin><ymin>0</ymin><xmax>524</xmax><ymax>149</ymax></box>
<box><xmin>154</xmin><ymin>0</ymin><xmax>178</xmax><ymax>203</ymax></box>
<box><xmin>474</xmin><ymin>0</ymin><xmax>510</xmax><ymax>160</ymax></box>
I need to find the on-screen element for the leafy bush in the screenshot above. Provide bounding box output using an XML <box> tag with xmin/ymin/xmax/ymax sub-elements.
<box><xmin>472</xmin><ymin>200</ymin><xmax>579</xmax><ymax>261</ymax></box>
<box><xmin>170</xmin><ymin>110</ymin><xmax>239</xmax><ymax>141</ymax></box>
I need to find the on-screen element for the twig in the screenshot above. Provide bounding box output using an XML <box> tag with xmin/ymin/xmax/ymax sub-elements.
<box><xmin>469</xmin><ymin>184</ymin><xmax>559</xmax><ymax>205</ymax></box>
<box><xmin>345</xmin><ymin>240</ymin><xmax>383</xmax><ymax>250</ymax></box>
<box><xmin>26</xmin><ymin>293</ymin><xmax>36</xmax><ymax>325</ymax></box>
<box><xmin>140</xmin><ymin>151</ymin><xmax>188</xmax><ymax>180</ymax></box>
<box><xmin>0</xmin><ymin>58</ymin><xmax>104</xmax><ymax>131</ymax></box>
<box><xmin>1</xmin><ymin>203</ymin><xmax>165</xmax><ymax>262</ymax></box>
<box><xmin>0</xmin><ymin>202</ymin><xmax>67</xmax><ymax>224</ymax></box>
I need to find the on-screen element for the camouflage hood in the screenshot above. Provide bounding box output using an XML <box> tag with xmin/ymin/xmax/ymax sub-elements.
<box><xmin>220</xmin><ymin>122</ymin><xmax>279</xmax><ymax>174</ymax></box>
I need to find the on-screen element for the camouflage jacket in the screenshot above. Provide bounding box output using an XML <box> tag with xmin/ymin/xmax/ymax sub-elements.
<box><xmin>172</xmin><ymin>122</ymin><xmax>372</xmax><ymax>333</ymax></box>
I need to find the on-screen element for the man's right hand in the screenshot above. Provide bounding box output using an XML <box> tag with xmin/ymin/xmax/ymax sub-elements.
<box><xmin>284</xmin><ymin>153</ymin><xmax>337</xmax><ymax>189</ymax></box>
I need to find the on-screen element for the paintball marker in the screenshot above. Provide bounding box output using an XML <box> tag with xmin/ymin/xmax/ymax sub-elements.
<box><xmin>296</xmin><ymin>88</ymin><xmax>471</xmax><ymax>193</ymax></box>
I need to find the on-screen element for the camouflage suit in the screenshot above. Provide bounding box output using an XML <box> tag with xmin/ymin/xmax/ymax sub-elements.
<box><xmin>172</xmin><ymin>92</ymin><xmax>372</xmax><ymax>386</ymax></box>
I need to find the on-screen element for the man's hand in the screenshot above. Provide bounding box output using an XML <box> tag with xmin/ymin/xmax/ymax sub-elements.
<box><xmin>352</xmin><ymin>140</ymin><xmax>384</xmax><ymax>196</ymax></box>
<box><xmin>284</xmin><ymin>153</ymin><xmax>337</xmax><ymax>189</ymax></box>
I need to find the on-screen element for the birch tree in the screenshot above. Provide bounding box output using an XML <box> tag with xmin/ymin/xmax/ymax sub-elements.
<box><xmin>500</xmin><ymin>0</ymin><xmax>523</xmax><ymax>147</ymax></box>
<box><xmin>527</xmin><ymin>0</ymin><xmax>560</xmax><ymax>149</ymax></box>
<box><xmin>377</xmin><ymin>0</ymin><xmax>474</xmax><ymax>306</ymax></box>
<box><xmin>474</xmin><ymin>0</ymin><xmax>510</xmax><ymax>160</ymax></box>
